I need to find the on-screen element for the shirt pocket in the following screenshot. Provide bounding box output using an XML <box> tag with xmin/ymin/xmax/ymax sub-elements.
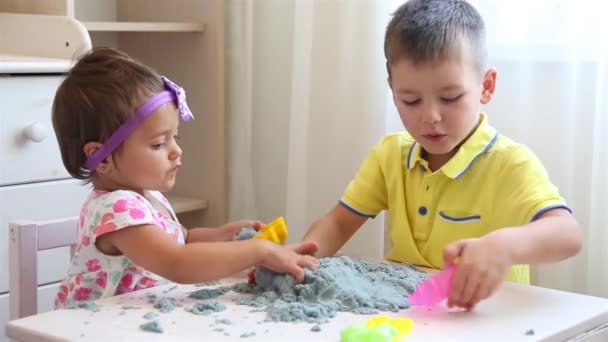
<box><xmin>438</xmin><ymin>210</ymin><xmax>482</xmax><ymax>223</ymax></box>
<box><xmin>437</xmin><ymin>210</ymin><xmax>487</xmax><ymax>239</ymax></box>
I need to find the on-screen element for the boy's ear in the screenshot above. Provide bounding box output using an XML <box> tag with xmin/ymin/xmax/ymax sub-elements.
<box><xmin>480</xmin><ymin>67</ymin><xmax>497</xmax><ymax>104</ymax></box>
<box><xmin>386</xmin><ymin>61</ymin><xmax>393</xmax><ymax>89</ymax></box>
<box><xmin>83</xmin><ymin>142</ymin><xmax>112</xmax><ymax>173</ymax></box>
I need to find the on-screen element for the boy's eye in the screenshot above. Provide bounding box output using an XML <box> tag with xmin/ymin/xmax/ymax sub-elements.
<box><xmin>402</xmin><ymin>99</ymin><xmax>421</xmax><ymax>106</ymax></box>
<box><xmin>441</xmin><ymin>94</ymin><xmax>463</xmax><ymax>103</ymax></box>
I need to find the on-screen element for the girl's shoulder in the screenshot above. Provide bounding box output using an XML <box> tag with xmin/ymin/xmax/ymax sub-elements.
<box><xmin>86</xmin><ymin>189</ymin><xmax>149</xmax><ymax>208</ymax></box>
<box><xmin>80</xmin><ymin>189</ymin><xmax>158</xmax><ymax>237</ymax></box>
<box><xmin>83</xmin><ymin>189</ymin><xmax>155</xmax><ymax>220</ymax></box>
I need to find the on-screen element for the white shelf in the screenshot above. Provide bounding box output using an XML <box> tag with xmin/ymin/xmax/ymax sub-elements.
<box><xmin>0</xmin><ymin>54</ymin><xmax>72</xmax><ymax>73</ymax></box>
<box><xmin>82</xmin><ymin>21</ymin><xmax>205</xmax><ymax>32</ymax></box>
<box><xmin>167</xmin><ymin>195</ymin><xmax>208</xmax><ymax>214</ymax></box>
<box><xmin>0</xmin><ymin>13</ymin><xmax>91</xmax><ymax>70</ymax></box>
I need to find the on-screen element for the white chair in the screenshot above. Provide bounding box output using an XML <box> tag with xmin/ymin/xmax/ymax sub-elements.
<box><xmin>8</xmin><ymin>217</ymin><xmax>78</xmax><ymax>319</ymax></box>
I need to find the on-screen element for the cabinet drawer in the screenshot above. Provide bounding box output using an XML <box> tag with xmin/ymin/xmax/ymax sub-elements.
<box><xmin>0</xmin><ymin>179</ymin><xmax>88</xmax><ymax>293</ymax></box>
<box><xmin>0</xmin><ymin>283</ymin><xmax>59</xmax><ymax>342</ymax></box>
<box><xmin>0</xmin><ymin>75</ymin><xmax>70</xmax><ymax>186</ymax></box>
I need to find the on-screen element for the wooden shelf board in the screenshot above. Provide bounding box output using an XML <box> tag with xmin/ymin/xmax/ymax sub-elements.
<box><xmin>167</xmin><ymin>195</ymin><xmax>208</xmax><ymax>214</ymax></box>
<box><xmin>82</xmin><ymin>21</ymin><xmax>205</xmax><ymax>32</ymax></box>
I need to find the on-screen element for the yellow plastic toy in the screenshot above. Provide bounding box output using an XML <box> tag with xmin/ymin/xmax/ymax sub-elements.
<box><xmin>365</xmin><ymin>315</ymin><xmax>414</xmax><ymax>339</ymax></box>
<box><xmin>341</xmin><ymin>316</ymin><xmax>414</xmax><ymax>342</ymax></box>
<box><xmin>253</xmin><ymin>216</ymin><xmax>288</xmax><ymax>244</ymax></box>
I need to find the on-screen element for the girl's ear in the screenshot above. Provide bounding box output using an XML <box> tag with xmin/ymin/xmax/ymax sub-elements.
<box><xmin>480</xmin><ymin>67</ymin><xmax>497</xmax><ymax>104</ymax></box>
<box><xmin>83</xmin><ymin>142</ymin><xmax>112</xmax><ymax>173</ymax></box>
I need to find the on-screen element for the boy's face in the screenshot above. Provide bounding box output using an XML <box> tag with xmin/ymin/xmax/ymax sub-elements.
<box><xmin>389</xmin><ymin>47</ymin><xmax>496</xmax><ymax>160</ymax></box>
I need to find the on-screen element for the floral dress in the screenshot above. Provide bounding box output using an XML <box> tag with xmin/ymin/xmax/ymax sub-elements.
<box><xmin>55</xmin><ymin>189</ymin><xmax>185</xmax><ymax>308</ymax></box>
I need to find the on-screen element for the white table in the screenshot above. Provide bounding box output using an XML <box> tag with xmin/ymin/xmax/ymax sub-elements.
<box><xmin>5</xmin><ymin>275</ymin><xmax>608</xmax><ymax>341</ymax></box>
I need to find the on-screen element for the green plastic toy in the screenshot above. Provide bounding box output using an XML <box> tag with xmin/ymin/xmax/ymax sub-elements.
<box><xmin>340</xmin><ymin>323</ymin><xmax>398</xmax><ymax>342</ymax></box>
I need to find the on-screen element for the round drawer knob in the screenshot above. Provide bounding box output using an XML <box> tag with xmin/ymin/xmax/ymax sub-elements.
<box><xmin>23</xmin><ymin>122</ymin><xmax>48</xmax><ymax>143</ymax></box>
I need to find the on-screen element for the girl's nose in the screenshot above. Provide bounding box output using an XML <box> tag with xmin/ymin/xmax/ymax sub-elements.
<box><xmin>170</xmin><ymin>140</ymin><xmax>182</xmax><ymax>160</ymax></box>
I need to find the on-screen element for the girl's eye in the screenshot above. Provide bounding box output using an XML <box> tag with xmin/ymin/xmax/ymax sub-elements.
<box><xmin>441</xmin><ymin>94</ymin><xmax>463</xmax><ymax>103</ymax></box>
<box><xmin>402</xmin><ymin>99</ymin><xmax>420</xmax><ymax>106</ymax></box>
<box><xmin>151</xmin><ymin>143</ymin><xmax>165</xmax><ymax>150</ymax></box>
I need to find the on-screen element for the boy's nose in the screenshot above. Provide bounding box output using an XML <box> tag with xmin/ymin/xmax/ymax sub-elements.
<box><xmin>421</xmin><ymin>104</ymin><xmax>441</xmax><ymax>124</ymax></box>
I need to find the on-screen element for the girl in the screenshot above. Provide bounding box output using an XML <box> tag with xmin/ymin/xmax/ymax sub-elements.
<box><xmin>52</xmin><ymin>47</ymin><xmax>317</xmax><ymax>308</ymax></box>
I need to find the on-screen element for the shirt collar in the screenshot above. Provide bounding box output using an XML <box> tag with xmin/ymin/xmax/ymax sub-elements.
<box><xmin>406</xmin><ymin>113</ymin><xmax>498</xmax><ymax>179</ymax></box>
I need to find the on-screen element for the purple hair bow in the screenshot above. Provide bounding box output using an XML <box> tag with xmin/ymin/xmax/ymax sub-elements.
<box><xmin>161</xmin><ymin>76</ymin><xmax>194</xmax><ymax>122</ymax></box>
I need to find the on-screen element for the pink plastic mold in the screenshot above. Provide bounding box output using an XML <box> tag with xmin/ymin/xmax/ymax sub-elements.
<box><xmin>408</xmin><ymin>264</ymin><xmax>457</xmax><ymax>307</ymax></box>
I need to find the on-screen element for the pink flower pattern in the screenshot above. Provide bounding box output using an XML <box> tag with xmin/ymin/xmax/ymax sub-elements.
<box><xmin>74</xmin><ymin>287</ymin><xmax>93</xmax><ymax>301</ymax></box>
<box><xmin>129</xmin><ymin>208</ymin><xmax>145</xmax><ymax>219</ymax></box>
<box><xmin>55</xmin><ymin>285</ymin><xmax>68</xmax><ymax>307</ymax></box>
<box><xmin>96</xmin><ymin>271</ymin><xmax>108</xmax><ymax>288</ymax></box>
<box><xmin>54</xmin><ymin>190</ymin><xmax>184</xmax><ymax>309</ymax></box>
<box><xmin>81</xmin><ymin>236</ymin><xmax>90</xmax><ymax>247</ymax></box>
<box><xmin>86</xmin><ymin>259</ymin><xmax>101</xmax><ymax>272</ymax></box>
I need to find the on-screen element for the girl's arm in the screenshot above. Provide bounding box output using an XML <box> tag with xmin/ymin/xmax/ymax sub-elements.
<box><xmin>96</xmin><ymin>225</ymin><xmax>317</xmax><ymax>283</ymax></box>
<box><xmin>185</xmin><ymin>220</ymin><xmax>264</xmax><ymax>243</ymax></box>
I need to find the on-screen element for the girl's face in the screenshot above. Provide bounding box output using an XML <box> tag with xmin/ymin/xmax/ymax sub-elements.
<box><xmin>95</xmin><ymin>102</ymin><xmax>183</xmax><ymax>194</ymax></box>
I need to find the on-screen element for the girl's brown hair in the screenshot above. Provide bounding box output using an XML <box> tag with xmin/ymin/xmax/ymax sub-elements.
<box><xmin>52</xmin><ymin>47</ymin><xmax>164</xmax><ymax>181</ymax></box>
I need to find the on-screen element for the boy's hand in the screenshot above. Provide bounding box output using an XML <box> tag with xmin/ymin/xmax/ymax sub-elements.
<box><xmin>443</xmin><ymin>234</ymin><xmax>512</xmax><ymax>310</ymax></box>
<box><xmin>217</xmin><ymin>219</ymin><xmax>265</xmax><ymax>241</ymax></box>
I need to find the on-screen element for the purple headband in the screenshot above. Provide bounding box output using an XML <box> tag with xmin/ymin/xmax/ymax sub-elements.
<box><xmin>84</xmin><ymin>76</ymin><xmax>194</xmax><ymax>171</ymax></box>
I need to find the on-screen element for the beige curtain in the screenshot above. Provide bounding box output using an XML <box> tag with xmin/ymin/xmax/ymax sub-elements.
<box><xmin>226</xmin><ymin>0</ymin><xmax>394</xmax><ymax>258</ymax></box>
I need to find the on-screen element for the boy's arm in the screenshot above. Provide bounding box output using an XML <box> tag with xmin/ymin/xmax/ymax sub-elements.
<box><xmin>444</xmin><ymin>208</ymin><xmax>581</xmax><ymax>309</ymax></box>
<box><xmin>486</xmin><ymin>208</ymin><xmax>581</xmax><ymax>264</ymax></box>
<box><xmin>303</xmin><ymin>203</ymin><xmax>368</xmax><ymax>257</ymax></box>
<box><xmin>304</xmin><ymin>135</ymin><xmax>392</xmax><ymax>257</ymax></box>
<box><xmin>445</xmin><ymin>143</ymin><xmax>582</xmax><ymax>310</ymax></box>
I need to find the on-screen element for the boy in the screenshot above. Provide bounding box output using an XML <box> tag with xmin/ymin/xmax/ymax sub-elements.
<box><xmin>302</xmin><ymin>0</ymin><xmax>581</xmax><ymax>310</ymax></box>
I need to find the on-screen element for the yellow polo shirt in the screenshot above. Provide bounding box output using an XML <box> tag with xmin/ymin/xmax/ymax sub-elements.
<box><xmin>340</xmin><ymin>113</ymin><xmax>569</xmax><ymax>283</ymax></box>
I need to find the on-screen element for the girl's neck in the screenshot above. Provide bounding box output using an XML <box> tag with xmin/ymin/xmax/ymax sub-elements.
<box><xmin>92</xmin><ymin>177</ymin><xmax>145</xmax><ymax>197</ymax></box>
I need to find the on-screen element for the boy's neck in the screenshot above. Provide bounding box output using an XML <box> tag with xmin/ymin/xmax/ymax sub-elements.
<box><xmin>423</xmin><ymin>149</ymin><xmax>458</xmax><ymax>172</ymax></box>
<box><xmin>423</xmin><ymin>115</ymin><xmax>483</xmax><ymax>172</ymax></box>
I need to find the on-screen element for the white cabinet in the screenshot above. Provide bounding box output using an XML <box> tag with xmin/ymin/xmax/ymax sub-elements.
<box><xmin>0</xmin><ymin>75</ymin><xmax>88</xmax><ymax>341</ymax></box>
<box><xmin>0</xmin><ymin>76</ymin><xmax>70</xmax><ymax>185</ymax></box>
<box><xmin>0</xmin><ymin>12</ymin><xmax>94</xmax><ymax>342</ymax></box>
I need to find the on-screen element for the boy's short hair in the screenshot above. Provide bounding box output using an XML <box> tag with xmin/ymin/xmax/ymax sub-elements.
<box><xmin>384</xmin><ymin>0</ymin><xmax>487</xmax><ymax>76</ymax></box>
<box><xmin>52</xmin><ymin>47</ymin><xmax>164</xmax><ymax>181</ymax></box>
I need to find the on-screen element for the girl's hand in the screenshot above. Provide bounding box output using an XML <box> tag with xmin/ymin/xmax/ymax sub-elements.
<box><xmin>259</xmin><ymin>241</ymin><xmax>319</xmax><ymax>283</ymax></box>
<box><xmin>216</xmin><ymin>219</ymin><xmax>265</xmax><ymax>242</ymax></box>
<box><xmin>443</xmin><ymin>234</ymin><xmax>512</xmax><ymax>310</ymax></box>
<box><xmin>248</xmin><ymin>240</ymin><xmax>319</xmax><ymax>284</ymax></box>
